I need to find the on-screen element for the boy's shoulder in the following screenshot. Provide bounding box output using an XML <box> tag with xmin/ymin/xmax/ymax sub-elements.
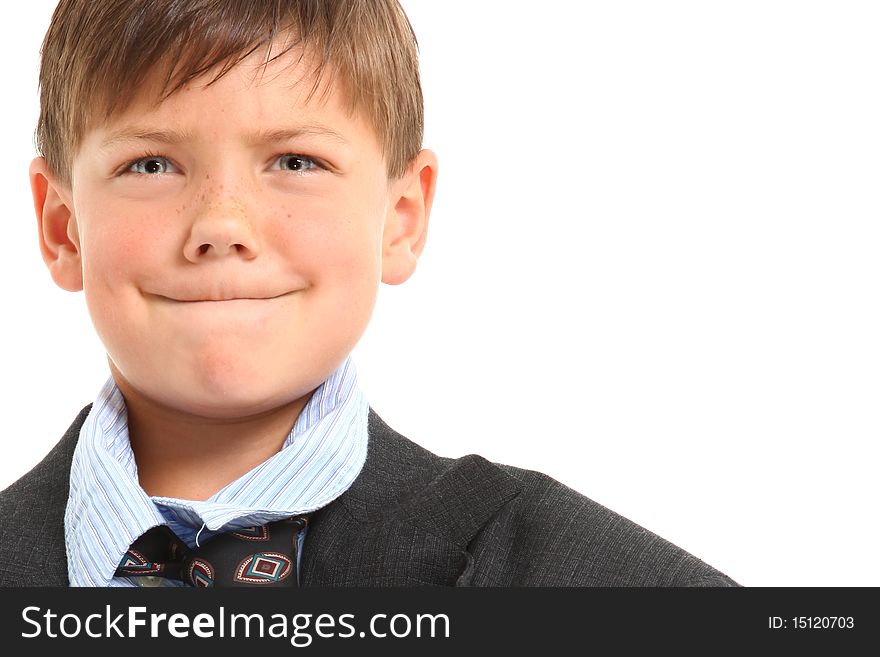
<box><xmin>331</xmin><ymin>411</ymin><xmax>738</xmax><ymax>587</ymax></box>
<box><xmin>469</xmin><ymin>461</ymin><xmax>737</xmax><ymax>586</ymax></box>
<box><xmin>0</xmin><ymin>404</ymin><xmax>89</xmax><ymax>586</ymax></box>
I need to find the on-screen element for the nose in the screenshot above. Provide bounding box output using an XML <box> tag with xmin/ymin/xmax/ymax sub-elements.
<box><xmin>183</xmin><ymin>193</ymin><xmax>260</xmax><ymax>262</ymax></box>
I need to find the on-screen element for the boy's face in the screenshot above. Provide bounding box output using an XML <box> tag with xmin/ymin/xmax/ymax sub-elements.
<box><xmin>32</xmin><ymin>44</ymin><xmax>435</xmax><ymax>420</ymax></box>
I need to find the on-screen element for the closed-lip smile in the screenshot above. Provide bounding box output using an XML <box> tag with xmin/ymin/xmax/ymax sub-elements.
<box><xmin>152</xmin><ymin>291</ymin><xmax>294</xmax><ymax>303</ymax></box>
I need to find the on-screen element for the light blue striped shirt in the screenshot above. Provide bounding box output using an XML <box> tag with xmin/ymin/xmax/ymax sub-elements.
<box><xmin>64</xmin><ymin>356</ymin><xmax>369</xmax><ymax>587</ymax></box>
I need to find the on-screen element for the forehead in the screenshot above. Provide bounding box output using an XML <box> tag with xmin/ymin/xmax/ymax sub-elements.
<box><xmin>82</xmin><ymin>40</ymin><xmax>367</xmax><ymax>151</ymax></box>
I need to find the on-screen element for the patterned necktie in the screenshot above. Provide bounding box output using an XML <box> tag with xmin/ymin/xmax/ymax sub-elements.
<box><xmin>115</xmin><ymin>516</ymin><xmax>309</xmax><ymax>587</ymax></box>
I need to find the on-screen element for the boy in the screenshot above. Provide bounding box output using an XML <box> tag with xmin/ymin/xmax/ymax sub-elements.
<box><xmin>0</xmin><ymin>0</ymin><xmax>735</xmax><ymax>587</ymax></box>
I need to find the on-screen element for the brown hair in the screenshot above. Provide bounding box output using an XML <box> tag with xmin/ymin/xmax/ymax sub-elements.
<box><xmin>36</xmin><ymin>0</ymin><xmax>423</xmax><ymax>187</ymax></box>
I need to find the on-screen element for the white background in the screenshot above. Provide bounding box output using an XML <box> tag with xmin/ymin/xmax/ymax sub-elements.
<box><xmin>1</xmin><ymin>1</ymin><xmax>878</xmax><ymax>586</ymax></box>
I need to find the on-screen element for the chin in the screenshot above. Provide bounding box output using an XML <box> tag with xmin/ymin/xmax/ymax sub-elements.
<box><xmin>161</xmin><ymin>358</ymin><xmax>272</xmax><ymax>414</ymax></box>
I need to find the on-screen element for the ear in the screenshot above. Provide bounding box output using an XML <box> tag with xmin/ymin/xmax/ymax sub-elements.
<box><xmin>381</xmin><ymin>149</ymin><xmax>438</xmax><ymax>285</ymax></box>
<box><xmin>29</xmin><ymin>156</ymin><xmax>83</xmax><ymax>292</ymax></box>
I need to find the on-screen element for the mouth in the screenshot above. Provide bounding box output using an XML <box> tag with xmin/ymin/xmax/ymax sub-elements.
<box><xmin>154</xmin><ymin>291</ymin><xmax>294</xmax><ymax>303</ymax></box>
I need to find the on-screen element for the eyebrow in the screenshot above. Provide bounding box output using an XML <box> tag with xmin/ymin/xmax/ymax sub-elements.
<box><xmin>99</xmin><ymin>123</ymin><xmax>349</xmax><ymax>149</ymax></box>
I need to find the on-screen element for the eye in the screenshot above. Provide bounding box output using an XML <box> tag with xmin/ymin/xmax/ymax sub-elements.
<box><xmin>275</xmin><ymin>154</ymin><xmax>320</xmax><ymax>173</ymax></box>
<box><xmin>127</xmin><ymin>155</ymin><xmax>177</xmax><ymax>175</ymax></box>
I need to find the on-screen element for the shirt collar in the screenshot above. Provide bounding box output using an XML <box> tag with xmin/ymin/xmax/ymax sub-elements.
<box><xmin>64</xmin><ymin>355</ymin><xmax>368</xmax><ymax>587</ymax></box>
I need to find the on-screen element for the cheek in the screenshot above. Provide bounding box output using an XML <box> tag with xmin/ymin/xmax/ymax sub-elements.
<box><xmin>272</xmin><ymin>198</ymin><xmax>384</xmax><ymax>286</ymax></box>
<box><xmin>75</xmin><ymin>198</ymin><xmax>178</xmax><ymax>337</ymax></box>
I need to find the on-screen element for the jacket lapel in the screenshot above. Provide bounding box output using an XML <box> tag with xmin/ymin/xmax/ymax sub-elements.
<box><xmin>301</xmin><ymin>410</ymin><xmax>520</xmax><ymax>586</ymax></box>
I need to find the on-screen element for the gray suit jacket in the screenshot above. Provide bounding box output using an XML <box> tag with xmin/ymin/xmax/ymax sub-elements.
<box><xmin>0</xmin><ymin>405</ymin><xmax>737</xmax><ymax>586</ymax></box>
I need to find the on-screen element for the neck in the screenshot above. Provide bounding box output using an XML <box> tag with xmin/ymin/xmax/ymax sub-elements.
<box><xmin>116</xmin><ymin>378</ymin><xmax>314</xmax><ymax>501</ymax></box>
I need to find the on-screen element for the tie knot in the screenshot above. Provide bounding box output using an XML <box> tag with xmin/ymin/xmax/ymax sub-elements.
<box><xmin>116</xmin><ymin>516</ymin><xmax>309</xmax><ymax>587</ymax></box>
